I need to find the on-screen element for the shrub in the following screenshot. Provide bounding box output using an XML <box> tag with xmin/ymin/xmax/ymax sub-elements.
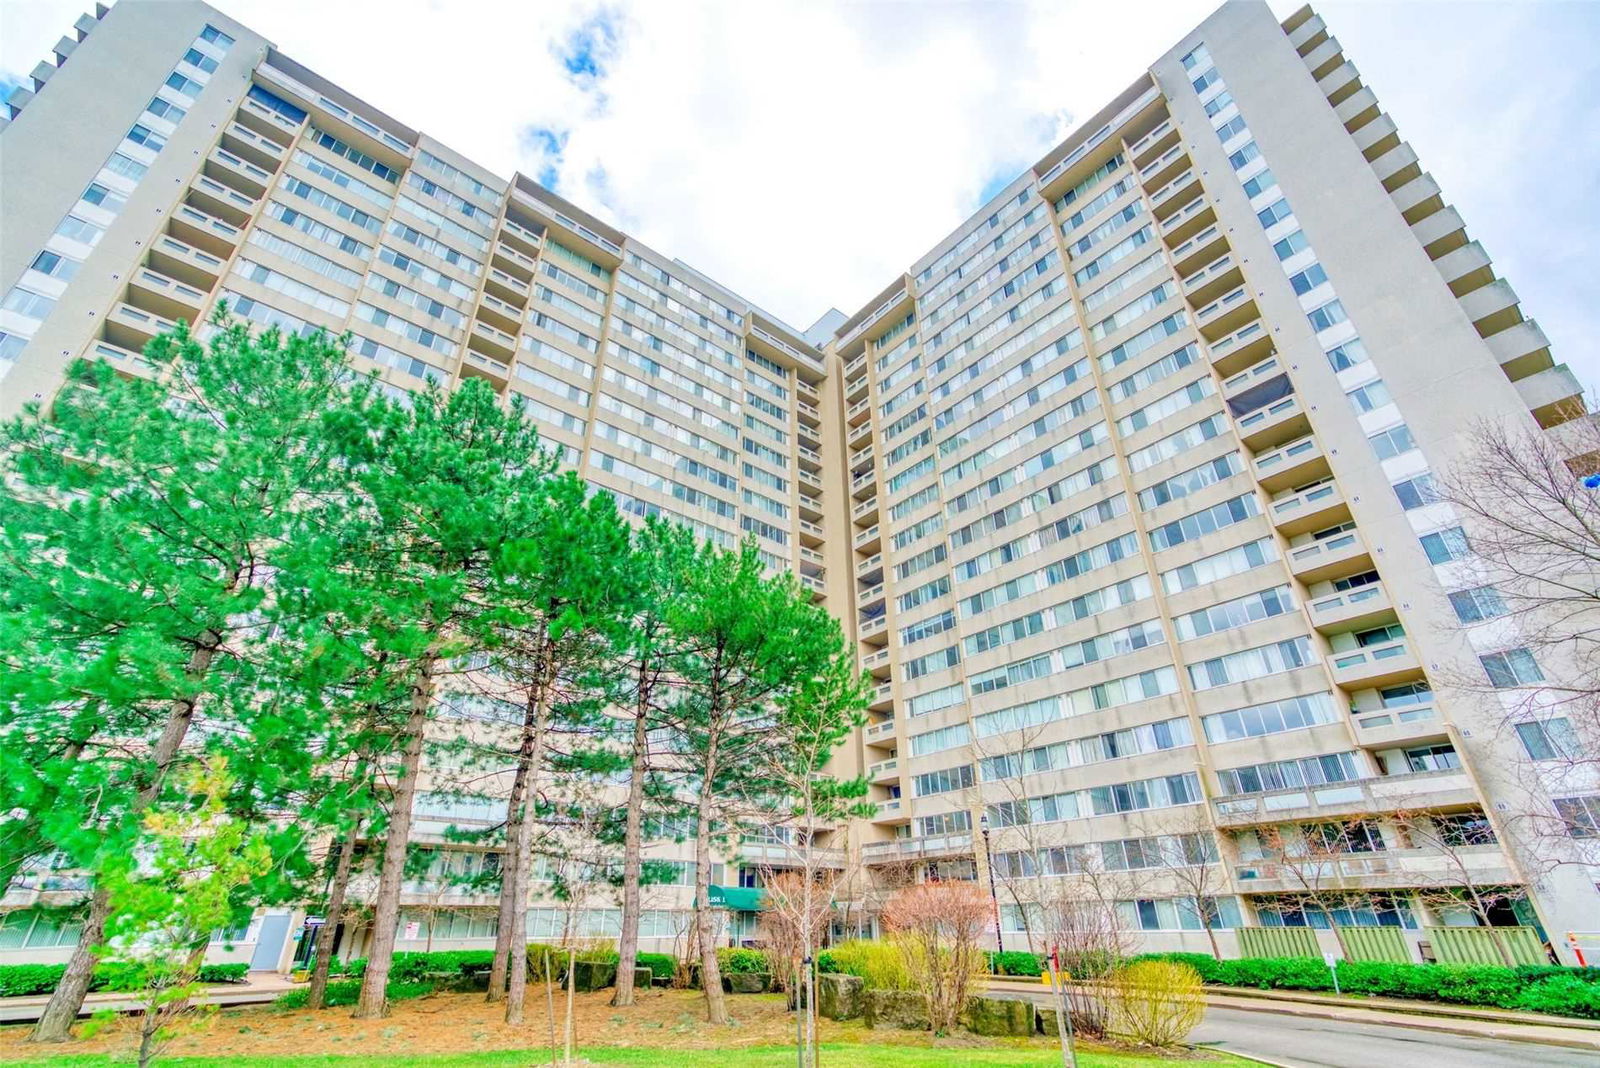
<box><xmin>1111</xmin><ymin>960</ymin><xmax>1206</xmax><ymax>1047</ymax></box>
<box><xmin>0</xmin><ymin>960</ymin><xmax>252</xmax><ymax>997</ymax></box>
<box><xmin>988</xmin><ymin>950</ymin><xmax>1043</xmax><ymax>977</ymax></box>
<box><xmin>1515</xmin><ymin>975</ymin><xmax>1600</xmax><ymax>1020</ymax></box>
<box><xmin>636</xmin><ymin>952</ymin><xmax>675</xmax><ymax>983</ymax></box>
<box><xmin>389</xmin><ymin>950</ymin><xmax>495</xmax><ymax>982</ymax></box>
<box><xmin>277</xmin><ymin>979</ymin><xmax>434</xmax><ymax>1009</ymax></box>
<box><xmin>330</xmin><ymin>957</ymin><xmax>367</xmax><ymax>977</ymax></box>
<box><xmin>1127</xmin><ymin>953</ymin><xmax>1600</xmax><ymax>1020</ymax></box>
<box><xmin>819</xmin><ymin>939</ymin><xmax>913</xmax><ymax>991</ymax></box>
<box><xmin>716</xmin><ymin>947</ymin><xmax>770</xmax><ymax>974</ymax></box>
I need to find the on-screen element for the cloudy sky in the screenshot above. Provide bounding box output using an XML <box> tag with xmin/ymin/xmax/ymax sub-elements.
<box><xmin>3</xmin><ymin>0</ymin><xmax>1594</xmax><ymax>387</ymax></box>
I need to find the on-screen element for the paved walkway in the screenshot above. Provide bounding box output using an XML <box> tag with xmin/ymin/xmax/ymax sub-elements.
<box><xmin>0</xmin><ymin>971</ymin><xmax>295</xmax><ymax>1024</ymax></box>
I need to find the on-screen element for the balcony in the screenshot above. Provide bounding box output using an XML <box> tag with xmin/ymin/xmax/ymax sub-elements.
<box><xmin>500</xmin><ymin>218</ymin><xmax>543</xmax><ymax>255</ymax></box>
<box><xmin>1128</xmin><ymin>116</ymin><xmax>1179</xmax><ymax>169</ymax></box>
<box><xmin>1212</xmin><ymin>768</ymin><xmax>1479</xmax><ymax>828</ymax></box>
<box><xmin>797</xmin><ymin>378</ymin><xmax>819</xmax><ymax>403</ymax></box>
<box><xmin>872</xmin><ymin>799</ymin><xmax>908</xmax><ymax>824</ymax></box>
<box><xmin>146</xmin><ymin>234</ymin><xmax>225</xmax><ymax>291</ymax></box>
<box><xmin>798</xmin><ymin>494</ymin><xmax>823</xmax><ymax>521</ymax></box>
<box><xmin>869</xmin><ymin>682</ymin><xmax>893</xmax><ymax>712</ymax></box>
<box><xmin>1515</xmin><ymin>364</ymin><xmax>1585</xmax><ymax>428</ymax></box>
<box><xmin>1435</xmin><ymin>241</ymin><xmax>1494</xmax><ymax>297</ymax></box>
<box><xmin>1251</xmin><ymin>434</ymin><xmax>1328</xmax><ymax>493</ymax></box>
<box><xmin>1308</xmin><ymin>583</ymin><xmax>1394</xmax><ymax>633</ymax></box>
<box><xmin>855</xmin><ymin>523</ymin><xmax>881</xmax><ymax>553</ymax></box>
<box><xmin>1207</xmin><ymin>321</ymin><xmax>1273</xmax><ymax>379</ymax></box>
<box><xmin>485</xmin><ymin>266</ymin><xmax>531</xmax><ymax>305</ymax></box>
<box><xmin>851</xmin><ymin>469</ymin><xmax>878</xmax><ymax>500</ymax></box>
<box><xmin>460</xmin><ymin>348</ymin><xmax>510</xmax><ymax>385</ymax></box>
<box><xmin>1171</xmin><ymin>223</ymin><xmax>1230</xmax><ymax>278</ymax></box>
<box><xmin>1160</xmin><ymin>194</ymin><xmax>1216</xmax><ymax>245</ymax></box>
<box><xmin>169</xmin><ymin>203</ymin><xmax>242</xmax><ymax>257</ymax></box>
<box><xmin>861</xmin><ymin>833</ymin><xmax>974</xmax><ymax>864</ymax></box>
<box><xmin>798</xmin><ymin>445</ymin><xmax>823</xmax><ymax>471</ymax></box>
<box><xmin>1234</xmin><ymin>392</ymin><xmax>1310</xmax><ymax>453</ymax></box>
<box><xmin>475</xmin><ymin>292</ymin><xmax>522</xmax><ymax>333</ymax></box>
<box><xmin>850</xmin><ymin>446</ymin><xmax>875</xmax><ymax>472</ymax></box>
<box><xmin>1317</xmin><ymin>59</ymin><xmax>1362</xmax><ymax>104</ymax></box>
<box><xmin>800</xmin><ymin>546</ymin><xmax>825</xmax><ymax>568</ymax></box>
<box><xmin>204</xmin><ymin>146</ymin><xmax>273</xmax><ymax>199</ymax></box>
<box><xmin>799</xmin><ymin>468</ymin><xmax>823</xmax><ymax>494</ymax></box>
<box><xmin>492</xmin><ymin>241</ymin><xmax>538</xmax><ymax>280</ymax></box>
<box><xmin>861</xmin><ymin>648</ymin><xmax>891</xmax><ymax>678</ymax></box>
<box><xmin>1373</xmin><ymin>143</ymin><xmax>1421</xmax><ymax>192</ymax></box>
<box><xmin>1330</xmin><ymin>637</ymin><xmax>1422</xmax><ymax>690</ymax></box>
<box><xmin>1288</xmin><ymin>11</ymin><xmax>1327</xmax><ymax>51</ymax></box>
<box><xmin>1391</xmin><ymin>173</ymin><xmax>1442</xmax><ymax>224</ymax></box>
<box><xmin>856</xmin><ymin>552</ymin><xmax>883</xmax><ymax>581</ymax></box>
<box><xmin>1181</xmin><ymin>250</ymin><xmax>1243</xmax><ymax>306</ymax></box>
<box><xmin>868</xmin><ymin>758</ymin><xmax>900</xmax><ymax>784</ymax></box>
<box><xmin>1149</xmin><ymin>168</ymin><xmax>1202</xmax><ymax>217</ymax></box>
<box><xmin>1484</xmin><ymin>319</ymin><xmax>1552</xmax><ymax>381</ymax></box>
<box><xmin>858</xmin><ymin>583</ymin><xmax>885</xmax><ymax>612</ymax></box>
<box><xmin>847</xmin><ymin>395</ymin><xmax>873</xmax><ymax>427</ymax></box>
<box><xmin>1235</xmin><ymin>845</ymin><xmax>1513</xmax><ymax>895</ymax></box>
<box><xmin>468</xmin><ymin>320</ymin><xmax>517</xmax><ymax>362</ymax></box>
<box><xmin>221</xmin><ymin>120</ymin><xmax>287</xmax><ymax>171</ymax></box>
<box><xmin>1351</xmin><ymin>702</ymin><xmax>1449</xmax><ymax>749</ymax></box>
<box><xmin>1285</xmin><ymin>529</ymin><xmax>1372</xmax><ymax>584</ymax></box>
<box><xmin>1412</xmin><ymin>206</ymin><xmax>1466</xmax><ymax>257</ymax></box>
<box><xmin>797</xmin><ymin>518</ymin><xmax>824</xmax><ymax>546</ymax></box>
<box><xmin>848</xmin><ymin>417</ymin><xmax>873</xmax><ymax>450</ymax></box>
<box><xmin>1269</xmin><ymin>479</ymin><xmax>1349</xmax><ymax>537</ymax></box>
<box><xmin>860</xmin><ymin>614</ymin><xmax>888</xmax><ymax>645</ymax></box>
<box><xmin>853</xmin><ymin>496</ymin><xmax>880</xmax><ymax>525</ymax></box>
<box><xmin>81</xmin><ymin>337</ymin><xmax>157</xmax><ymax>379</ymax></box>
<box><xmin>1302</xmin><ymin>36</ymin><xmax>1344</xmax><ymax>78</ymax></box>
<box><xmin>239</xmin><ymin>93</ymin><xmax>304</xmax><ymax>140</ymax></box>
<box><xmin>1137</xmin><ymin>142</ymin><xmax>1190</xmax><ymax>193</ymax></box>
<box><xmin>1194</xmin><ymin>285</ymin><xmax>1258</xmax><ymax>342</ymax></box>
<box><xmin>126</xmin><ymin>266</ymin><xmax>207</xmax><ymax>323</ymax></box>
<box><xmin>187</xmin><ymin>173</ymin><xmax>257</xmax><ymax>226</ymax></box>
<box><xmin>105</xmin><ymin>302</ymin><xmax>179</xmax><ymax>352</ymax></box>
<box><xmin>864</xmin><ymin>717</ymin><xmax>898</xmax><ymax>749</ymax></box>
<box><xmin>1460</xmin><ymin>279</ymin><xmax>1523</xmax><ymax>339</ymax></box>
<box><xmin>801</xmin><ymin>573</ymin><xmax>827</xmax><ymax>598</ymax></box>
<box><xmin>797</xmin><ymin>399</ymin><xmax>821</xmax><ymax>427</ymax></box>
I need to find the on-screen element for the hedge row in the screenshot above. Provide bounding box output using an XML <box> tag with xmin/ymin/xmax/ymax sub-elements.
<box><xmin>0</xmin><ymin>962</ymin><xmax>249</xmax><ymax>998</ymax></box>
<box><xmin>636</xmin><ymin>952</ymin><xmax>676</xmax><ymax>982</ymax></box>
<box><xmin>277</xmin><ymin>979</ymin><xmax>434</xmax><ymax>1009</ymax></box>
<box><xmin>1133</xmin><ymin>953</ymin><xmax>1600</xmax><ymax>1020</ymax></box>
<box><xmin>988</xmin><ymin>951</ymin><xmax>1045</xmax><ymax>977</ymax></box>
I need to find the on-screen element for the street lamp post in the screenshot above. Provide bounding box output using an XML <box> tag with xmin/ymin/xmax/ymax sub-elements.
<box><xmin>978</xmin><ymin>813</ymin><xmax>1004</xmax><ymax>955</ymax></box>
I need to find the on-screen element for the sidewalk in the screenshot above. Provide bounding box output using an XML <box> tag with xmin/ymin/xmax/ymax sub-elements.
<box><xmin>982</xmin><ymin>977</ymin><xmax>1600</xmax><ymax>1054</ymax></box>
<box><xmin>0</xmin><ymin>971</ymin><xmax>295</xmax><ymax>1025</ymax></box>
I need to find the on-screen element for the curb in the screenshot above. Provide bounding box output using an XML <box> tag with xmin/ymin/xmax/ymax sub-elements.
<box><xmin>1205</xmin><ymin>997</ymin><xmax>1600</xmax><ymax>1054</ymax></box>
<box><xmin>1205</xmin><ymin>984</ymin><xmax>1600</xmax><ymax>1032</ymax></box>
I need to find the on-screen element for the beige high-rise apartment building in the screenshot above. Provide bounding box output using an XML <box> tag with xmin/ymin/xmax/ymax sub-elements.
<box><xmin>2</xmin><ymin>0</ymin><xmax>1594</xmax><ymax>970</ymax></box>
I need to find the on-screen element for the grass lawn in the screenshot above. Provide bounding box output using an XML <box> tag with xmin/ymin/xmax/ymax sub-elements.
<box><xmin>14</xmin><ymin>1047</ymin><xmax>1261</xmax><ymax>1067</ymax></box>
<box><xmin>0</xmin><ymin>989</ymin><xmax>1258</xmax><ymax>1067</ymax></box>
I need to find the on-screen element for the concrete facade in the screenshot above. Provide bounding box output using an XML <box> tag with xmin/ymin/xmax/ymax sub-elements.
<box><xmin>1</xmin><ymin>0</ymin><xmax>1594</xmax><ymax>968</ymax></box>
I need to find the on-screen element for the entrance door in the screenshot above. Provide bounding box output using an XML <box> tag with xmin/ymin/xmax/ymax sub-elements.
<box><xmin>250</xmin><ymin>912</ymin><xmax>291</xmax><ymax>971</ymax></box>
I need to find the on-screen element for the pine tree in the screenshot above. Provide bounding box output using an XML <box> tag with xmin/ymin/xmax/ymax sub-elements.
<box><xmin>0</xmin><ymin>319</ymin><xmax>372</xmax><ymax>1041</ymax></box>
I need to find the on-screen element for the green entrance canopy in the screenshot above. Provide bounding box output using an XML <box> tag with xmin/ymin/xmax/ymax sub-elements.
<box><xmin>708</xmin><ymin>885</ymin><xmax>766</xmax><ymax>911</ymax></box>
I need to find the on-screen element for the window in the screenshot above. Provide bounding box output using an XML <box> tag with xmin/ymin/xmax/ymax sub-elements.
<box><xmin>1256</xmin><ymin>198</ymin><xmax>1293</xmax><ymax>228</ymax></box>
<box><xmin>80</xmin><ymin>182</ymin><xmax>127</xmax><ymax>212</ymax></box>
<box><xmin>1420</xmin><ymin>526</ymin><xmax>1469</xmax><ymax>565</ymax></box>
<box><xmin>1516</xmin><ymin>719</ymin><xmax>1579</xmax><ymax>761</ymax></box>
<box><xmin>1345</xmin><ymin>379</ymin><xmax>1392</xmax><ymax>414</ymax></box>
<box><xmin>1482</xmin><ymin>648</ymin><xmax>1543</xmax><ymax>688</ymax></box>
<box><xmin>124</xmin><ymin>123</ymin><xmax>166</xmax><ymax>151</ymax></box>
<box><xmin>1241</xmin><ymin>168</ymin><xmax>1276</xmax><ymax>198</ymax></box>
<box><xmin>1434</xmin><ymin>813</ymin><xmax>1497</xmax><ymax>847</ymax></box>
<box><xmin>29</xmin><ymin>251</ymin><xmax>79</xmax><ymax>281</ymax></box>
<box><xmin>1202</xmin><ymin>693</ymin><xmax>1338</xmax><ymax>743</ymax></box>
<box><xmin>1288</xmin><ymin>263</ymin><xmax>1328</xmax><ymax>295</ymax></box>
<box><xmin>1325</xmin><ymin>338</ymin><xmax>1368</xmax><ymax>372</ymax></box>
<box><xmin>1306</xmin><ymin>299</ymin><xmax>1348</xmax><ymax>332</ymax></box>
<box><xmin>1215</xmin><ymin>115</ymin><xmax>1249</xmax><ymax>141</ymax></box>
<box><xmin>1554</xmin><ymin>796</ymin><xmax>1600</xmax><ymax>838</ymax></box>
<box><xmin>181</xmin><ymin>46</ymin><xmax>219</xmax><ymax>73</ymax></box>
<box><xmin>165</xmin><ymin>72</ymin><xmax>203</xmax><ymax>97</ymax></box>
<box><xmin>1368</xmin><ymin>424</ymin><xmax>1416</xmax><ymax>461</ymax></box>
<box><xmin>1392</xmin><ymin>473</ymin><xmax>1436</xmax><ymax>510</ymax></box>
<box><xmin>1379</xmin><ymin>681</ymin><xmax>1431</xmax><ymax>708</ymax></box>
<box><xmin>1</xmin><ymin>287</ymin><xmax>55</xmax><ymax>320</ymax></box>
<box><xmin>1448</xmin><ymin>585</ymin><xmax>1507</xmax><ymax>624</ymax></box>
<box><xmin>1405</xmin><ymin>744</ymin><xmax>1459</xmax><ymax>772</ymax></box>
<box><xmin>200</xmin><ymin>25</ymin><xmax>235</xmax><ymax>47</ymax></box>
<box><xmin>1273</xmin><ymin>230</ymin><xmax>1309</xmax><ymax>260</ymax></box>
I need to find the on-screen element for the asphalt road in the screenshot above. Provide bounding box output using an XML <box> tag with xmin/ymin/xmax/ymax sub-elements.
<box><xmin>1189</xmin><ymin>1005</ymin><xmax>1600</xmax><ymax>1068</ymax></box>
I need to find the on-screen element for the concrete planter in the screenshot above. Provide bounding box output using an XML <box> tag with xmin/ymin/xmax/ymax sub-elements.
<box><xmin>727</xmin><ymin>971</ymin><xmax>770</xmax><ymax>994</ymax></box>
<box><xmin>568</xmin><ymin>960</ymin><xmax>617</xmax><ymax>992</ymax></box>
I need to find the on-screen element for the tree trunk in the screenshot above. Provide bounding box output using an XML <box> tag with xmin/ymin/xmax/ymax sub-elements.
<box><xmin>563</xmin><ymin>945</ymin><xmax>576</xmax><ymax>1066</ymax></box>
<box><xmin>30</xmin><ymin>630</ymin><xmax>221</xmax><ymax>1043</ymax></box>
<box><xmin>352</xmin><ymin>652</ymin><xmax>437</xmax><ymax>1019</ymax></box>
<box><xmin>612</xmin><ymin>660</ymin><xmax>652</xmax><ymax>1008</ymax></box>
<box><xmin>694</xmin><ymin>738</ymin><xmax>729</xmax><ymax>1026</ymax></box>
<box><xmin>487</xmin><ymin>754</ymin><xmax>531</xmax><ymax>1003</ymax></box>
<box><xmin>308</xmin><ymin>824</ymin><xmax>360</xmax><ymax>1010</ymax></box>
<box><xmin>1202</xmin><ymin>917</ymin><xmax>1220</xmax><ymax>960</ymax></box>
<box><xmin>505</xmin><ymin>639</ymin><xmax>555</xmax><ymax>1026</ymax></box>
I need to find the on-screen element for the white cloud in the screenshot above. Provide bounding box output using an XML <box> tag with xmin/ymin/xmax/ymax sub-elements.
<box><xmin>1</xmin><ymin>0</ymin><xmax>1594</xmax><ymax>389</ymax></box>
